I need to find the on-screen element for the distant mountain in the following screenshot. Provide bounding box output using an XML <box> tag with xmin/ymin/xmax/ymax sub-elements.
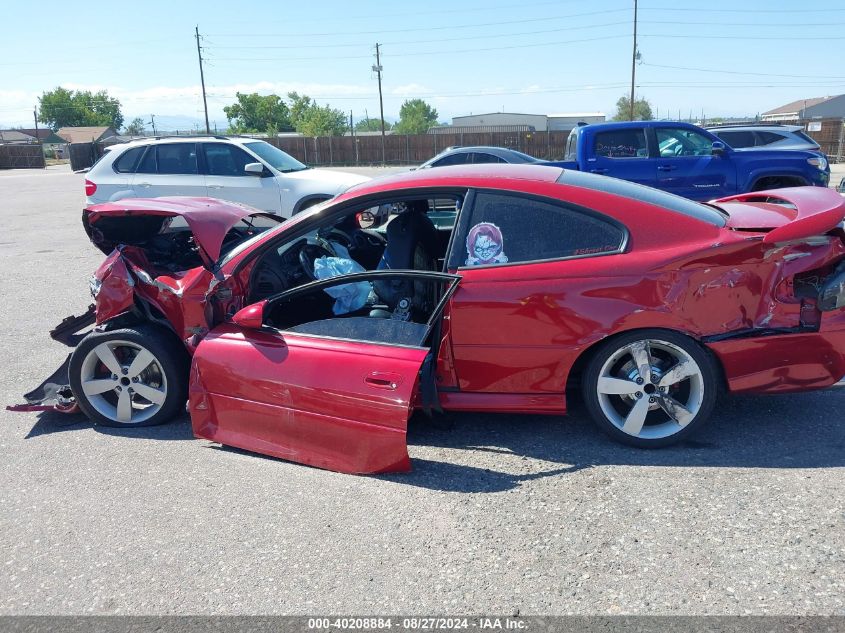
<box><xmin>127</xmin><ymin>114</ymin><xmax>228</xmax><ymax>134</ymax></box>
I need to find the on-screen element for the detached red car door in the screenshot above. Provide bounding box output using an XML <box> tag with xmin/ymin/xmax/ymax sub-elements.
<box><xmin>189</xmin><ymin>271</ymin><xmax>459</xmax><ymax>474</ymax></box>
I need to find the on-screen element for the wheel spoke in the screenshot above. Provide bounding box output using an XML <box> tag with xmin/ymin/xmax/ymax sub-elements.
<box><xmin>621</xmin><ymin>396</ymin><xmax>650</xmax><ymax>436</ymax></box>
<box><xmin>597</xmin><ymin>376</ymin><xmax>641</xmax><ymax>395</ymax></box>
<box><xmin>81</xmin><ymin>379</ymin><xmax>118</xmax><ymax>396</ymax></box>
<box><xmin>116</xmin><ymin>389</ymin><xmax>133</xmax><ymax>423</ymax></box>
<box><xmin>659</xmin><ymin>360</ymin><xmax>696</xmax><ymax>388</ymax></box>
<box><xmin>658</xmin><ymin>395</ymin><xmax>695</xmax><ymax>426</ymax></box>
<box><xmin>127</xmin><ymin>349</ymin><xmax>155</xmax><ymax>379</ymax></box>
<box><xmin>131</xmin><ymin>383</ymin><xmax>165</xmax><ymax>405</ymax></box>
<box><xmin>93</xmin><ymin>343</ymin><xmax>123</xmax><ymax>376</ymax></box>
<box><xmin>629</xmin><ymin>341</ymin><xmax>652</xmax><ymax>384</ymax></box>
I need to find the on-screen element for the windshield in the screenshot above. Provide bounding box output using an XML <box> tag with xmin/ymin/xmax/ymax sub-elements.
<box><xmin>244</xmin><ymin>141</ymin><xmax>308</xmax><ymax>173</ymax></box>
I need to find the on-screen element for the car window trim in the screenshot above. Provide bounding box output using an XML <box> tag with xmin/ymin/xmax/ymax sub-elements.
<box><xmin>448</xmin><ymin>188</ymin><xmax>629</xmax><ymax>272</ymax></box>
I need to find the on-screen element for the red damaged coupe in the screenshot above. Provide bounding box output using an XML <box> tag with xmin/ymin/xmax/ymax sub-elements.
<box><xmin>13</xmin><ymin>164</ymin><xmax>845</xmax><ymax>474</ymax></box>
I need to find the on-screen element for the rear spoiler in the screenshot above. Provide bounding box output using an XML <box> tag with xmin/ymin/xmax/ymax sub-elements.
<box><xmin>715</xmin><ymin>187</ymin><xmax>845</xmax><ymax>244</ymax></box>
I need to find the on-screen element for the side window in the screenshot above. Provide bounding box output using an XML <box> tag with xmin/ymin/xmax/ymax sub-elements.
<box><xmin>450</xmin><ymin>191</ymin><xmax>626</xmax><ymax>268</ymax></box>
<box><xmin>754</xmin><ymin>131</ymin><xmax>785</xmax><ymax>146</ymax></box>
<box><xmin>203</xmin><ymin>143</ymin><xmax>255</xmax><ymax>176</ymax></box>
<box><xmin>136</xmin><ymin>146</ymin><xmax>157</xmax><ymax>173</ymax></box>
<box><xmin>471</xmin><ymin>152</ymin><xmax>505</xmax><ymax>164</ymax></box>
<box><xmin>593</xmin><ymin>129</ymin><xmax>647</xmax><ymax>158</ymax></box>
<box><xmin>656</xmin><ymin>128</ymin><xmax>713</xmax><ymax>157</ymax></box>
<box><xmin>564</xmin><ymin>132</ymin><xmax>577</xmax><ymax>161</ymax></box>
<box><xmin>433</xmin><ymin>153</ymin><xmax>469</xmax><ymax>167</ymax></box>
<box><xmin>156</xmin><ymin>143</ymin><xmax>198</xmax><ymax>175</ymax></box>
<box><xmin>113</xmin><ymin>146</ymin><xmax>145</xmax><ymax>173</ymax></box>
<box><xmin>717</xmin><ymin>131</ymin><xmax>754</xmax><ymax>148</ymax></box>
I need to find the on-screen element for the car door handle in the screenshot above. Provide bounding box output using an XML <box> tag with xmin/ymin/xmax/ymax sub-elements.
<box><xmin>137</xmin><ymin>182</ymin><xmax>152</xmax><ymax>187</ymax></box>
<box><xmin>364</xmin><ymin>372</ymin><xmax>403</xmax><ymax>390</ymax></box>
<box><xmin>589</xmin><ymin>168</ymin><xmax>608</xmax><ymax>174</ymax></box>
<box><xmin>208</xmin><ymin>184</ymin><xmax>224</xmax><ymax>189</ymax></box>
<box><xmin>658</xmin><ymin>165</ymin><xmax>677</xmax><ymax>171</ymax></box>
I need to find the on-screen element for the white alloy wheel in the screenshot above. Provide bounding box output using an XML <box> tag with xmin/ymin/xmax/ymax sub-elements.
<box><xmin>79</xmin><ymin>339</ymin><xmax>168</xmax><ymax>425</ymax></box>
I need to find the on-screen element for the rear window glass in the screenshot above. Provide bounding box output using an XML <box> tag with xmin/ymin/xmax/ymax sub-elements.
<box><xmin>716</xmin><ymin>130</ymin><xmax>755</xmax><ymax>148</ymax></box>
<box><xmin>113</xmin><ymin>146</ymin><xmax>145</xmax><ymax>173</ymax></box>
<box><xmin>450</xmin><ymin>191</ymin><xmax>626</xmax><ymax>268</ymax></box>
<box><xmin>755</xmin><ymin>131</ymin><xmax>786</xmax><ymax>146</ymax></box>
<box><xmin>593</xmin><ymin>129</ymin><xmax>647</xmax><ymax>158</ymax></box>
<box><xmin>795</xmin><ymin>131</ymin><xmax>818</xmax><ymax>144</ymax></box>
<box><xmin>556</xmin><ymin>170</ymin><xmax>727</xmax><ymax>227</ymax></box>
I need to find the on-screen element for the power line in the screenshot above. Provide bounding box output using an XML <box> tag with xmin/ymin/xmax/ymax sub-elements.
<box><xmin>206</xmin><ymin>8</ymin><xmax>630</xmax><ymax>37</ymax></box>
<box><xmin>642</xmin><ymin>62</ymin><xmax>845</xmax><ymax>80</ymax></box>
<box><xmin>211</xmin><ymin>34</ymin><xmax>627</xmax><ymax>62</ymax></box>
<box><xmin>209</xmin><ymin>20</ymin><xmax>631</xmax><ymax>49</ymax></box>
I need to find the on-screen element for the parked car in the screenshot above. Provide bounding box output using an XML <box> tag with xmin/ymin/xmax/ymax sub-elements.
<box><xmin>706</xmin><ymin>124</ymin><xmax>821</xmax><ymax>152</ymax></box>
<box><xmin>556</xmin><ymin>121</ymin><xmax>830</xmax><ymax>200</ymax></box>
<box><xmin>838</xmin><ymin>177</ymin><xmax>845</xmax><ymax>195</ymax></box>
<box><xmin>13</xmin><ymin>165</ymin><xmax>845</xmax><ymax>474</ymax></box>
<box><xmin>417</xmin><ymin>146</ymin><xmax>544</xmax><ymax>169</ymax></box>
<box><xmin>84</xmin><ymin>135</ymin><xmax>368</xmax><ymax>217</ymax></box>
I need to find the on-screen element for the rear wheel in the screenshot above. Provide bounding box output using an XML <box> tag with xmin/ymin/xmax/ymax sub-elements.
<box><xmin>582</xmin><ymin>329</ymin><xmax>718</xmax><ymax>448</ymax></box>
<box><xmin>69</xmin><ymin>324</ymin><xmax>188</xmax><ymax>427</ymax></box>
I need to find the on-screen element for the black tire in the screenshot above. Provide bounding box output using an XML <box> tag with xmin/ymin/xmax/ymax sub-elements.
<box><xmin>581</xmin><ymin>329</ymin><xmax>718</xmax><ymax>448</ymax></box>
<box><xmin>69</xmin><ymin>324</ymin><xmax>188</xmax><ymax>428</ymax></box>
<box><xmin>294</xmin><ymin>197</ymin><xmax>329</xmax><ymax>215</ymax></box>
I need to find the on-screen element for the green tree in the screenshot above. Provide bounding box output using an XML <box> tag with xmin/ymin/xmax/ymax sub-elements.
<box><xmin>394</xmin><ymin>99</ymin><xmax>438</xmax><ymax>134</ymax></box>
<box><xmin>123</xmin><ymin>117</ymin><xmax>146</xmax><ymax>135</ymax></box>
<box><xmin>612</xmin><ymin>95</ymin><xmax>654</xmax><ymax>121</ymax></box>
<box><xmin>38</xmin><ymin>87</ymin><xmax>123</xmax><ymax>130</ymax></box>
<box><xmin>223</xmin><ymin>92</ymin><xmax>293</xmax><ymax>134</ymax></box>
<box><xmin>354</xmin><ymin>118</ymin><xmax>393</xmax><ymax>132</ymax></box>
<box><xmin>287</xmin><ymin>92</ymin><xmax>347</xmax><ymax>136</ymax></box>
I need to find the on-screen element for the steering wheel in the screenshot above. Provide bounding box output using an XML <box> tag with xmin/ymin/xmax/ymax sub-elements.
<box><xmin>298</xmin><ymin>241</ymin><xmax>336</xmax><ymax>280</ymax></box>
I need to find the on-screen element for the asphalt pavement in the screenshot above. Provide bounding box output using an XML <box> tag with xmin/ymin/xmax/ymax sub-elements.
<box><xmin>0</xmin><ymin>165</ymin><xmax>843</xmax><ymax>615</ymax></box>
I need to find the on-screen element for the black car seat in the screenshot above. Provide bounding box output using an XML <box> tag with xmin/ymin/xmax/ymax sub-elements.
<box><xmin>372</xmin><ymin>201</ymin><xmax>439</xmax><ymax>314</ymax></box>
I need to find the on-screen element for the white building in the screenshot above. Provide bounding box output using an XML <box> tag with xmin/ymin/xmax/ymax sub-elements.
<box><xmin>450</xmin><ymin>111</ymin><xmax>605</xmax><ymax>132</ymax></box>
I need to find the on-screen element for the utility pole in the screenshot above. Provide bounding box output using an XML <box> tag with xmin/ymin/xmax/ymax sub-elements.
<box><xmin>629</xmin><ymin>0</ymin><xmax>638</xmax><ymax>121</ymax></box>
<box><xmin>33</xmin><ymin>107</ymin><xmax>39</xmax><ymax>141</ymax></box>
<box><xmin>149</xmin><ymin>114</ymin><xmax>157</xmax><ymax>135</ymax></box>
<box><xmin>373</xmin><ymin>43</ymin><xmax>386</xmax><ymax>165</ymax></box>
<box><xmin>350</xmin><ymin>111</ymin><xmax>354</xmax><ymax>137</ymax></box>
<box><xmin>195</xmin><ymin>25</ymin><xmax>211</xmax><ymax>134</ymax></box>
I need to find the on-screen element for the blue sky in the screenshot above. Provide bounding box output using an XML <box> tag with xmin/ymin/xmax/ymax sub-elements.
<box><xmin>2</xmin><ymin>0</ymin><xmax>844</xmax><ymax>129</ymax></box>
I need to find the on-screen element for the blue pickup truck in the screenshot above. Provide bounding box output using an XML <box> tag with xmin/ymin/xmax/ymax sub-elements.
<box><xmin>551</xmin><ymin>121</ymin><xmax>830</xmax><ymax>200</ymax></box>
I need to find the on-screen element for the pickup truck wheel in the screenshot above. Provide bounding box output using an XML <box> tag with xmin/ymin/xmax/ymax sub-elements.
<box><xmin>69</xmin><ymin>325</ymin><xmax>188</xmax><ymax>427</ymax></box>
<box><xmin>582</xmin><ymin>329</ymin><xmax>718</xmax><ymax>448</ymax></box>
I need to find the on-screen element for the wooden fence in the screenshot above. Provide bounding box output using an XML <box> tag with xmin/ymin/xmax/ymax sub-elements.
<box><xmin>0</xmin><ymin>144</ymin><xmax>45</xmax><ymax>169</ymax></box>
<box><xmin>69</xmin><ymin>142</ymin><xmax>106</xmax><ymax>171</ymax></box>
<box><xmin>268</xmin><ymin>130</ymin><xmax>571</xmax><ymax>165</ymax></box>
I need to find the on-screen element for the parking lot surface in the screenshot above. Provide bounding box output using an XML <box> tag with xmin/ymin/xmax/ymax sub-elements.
<box><xmin>0</xmin><ymin>165</ymin><xmax>843</xmax><ymax>615</ymax></box>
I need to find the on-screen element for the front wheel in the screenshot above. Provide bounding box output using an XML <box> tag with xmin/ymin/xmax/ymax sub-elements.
<box><xmin>69</xmin><ymin>324</ymin><xmax>188</xmax><ymax>427</ymax></box>
<box><xmin>582</xmin><ymin>330</ymin><xmax>718</xmax><ymax>448</ymax></box>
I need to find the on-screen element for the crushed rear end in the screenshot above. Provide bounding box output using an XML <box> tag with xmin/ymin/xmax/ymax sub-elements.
<box><xmin>704</xmin><ymin>187</ymin><xmax>845</xmax><ymax>392</ymax></box>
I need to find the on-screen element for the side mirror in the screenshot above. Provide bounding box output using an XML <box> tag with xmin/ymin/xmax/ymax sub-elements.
<box><xmin>244</xmin><ymin>162</ymin><xmax>265</xmax><ymax>176</ymax></box>
<box><xmin>711</xmin><ymin>141</ymin><xmax>728</xmax><ymax>157</ymax></box>
<box><xmin>231</xmin><ymin>301</ymin><xmax>266</xmax><ymax>329</ymax></box>
<box><xmin>356</xmin><ymin>210</ymin><xmax>377</xmax><ymax>229</ymax></box>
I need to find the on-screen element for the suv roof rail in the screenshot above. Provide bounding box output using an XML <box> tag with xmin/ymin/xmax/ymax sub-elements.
<box><xmin>144</xmin><ymin>134</ymin><xmax>230</xmax><ymax>141</ymax></box>
<box><xmin>704</xmin><ymin>122</ymin><xmax>788</xmax><ymax>129</ymax></box>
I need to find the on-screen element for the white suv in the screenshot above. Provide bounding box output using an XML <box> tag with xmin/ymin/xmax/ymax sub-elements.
<box><xmin>85</xmin><ymin>136</ymin><xmax>369</xmax><ymax>217</ymax></box>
